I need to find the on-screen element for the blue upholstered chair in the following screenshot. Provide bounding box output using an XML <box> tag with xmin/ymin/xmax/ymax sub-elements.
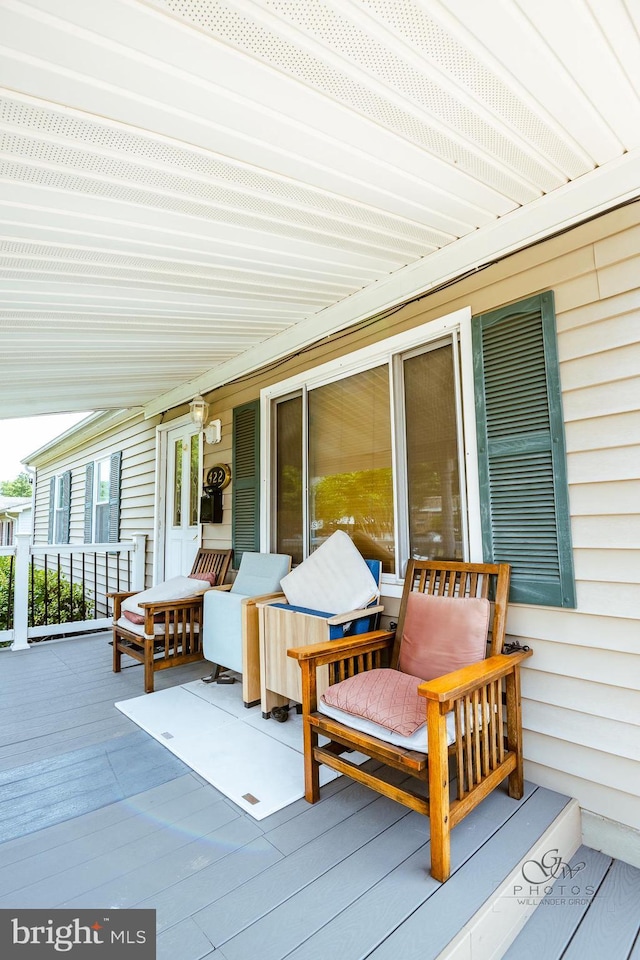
<box><xmin>201</xmin><ymin>551</ymin><xmax>292</xmax><ymax>707</ymax></box>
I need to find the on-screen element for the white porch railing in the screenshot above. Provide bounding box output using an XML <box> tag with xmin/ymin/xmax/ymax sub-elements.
<box><xmin>0</xmin><ymin>533</ymin><xmax>147</xmax><ymax>651</ymax></box>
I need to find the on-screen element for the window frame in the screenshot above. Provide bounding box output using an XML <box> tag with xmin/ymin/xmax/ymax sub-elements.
<box><xmin>93</xmin><ymin>456</ymin><xmax>111</xmax><ymax>544</ymax></box>
<box><xmin>260</xmin><ymin>307</ymin><xmax>480</xmax><ymax>596</ymax></box>
<box><xmin>52</xmin><ymin>470</ymin><xmax>71</xmax><ymax>544</ymax></box>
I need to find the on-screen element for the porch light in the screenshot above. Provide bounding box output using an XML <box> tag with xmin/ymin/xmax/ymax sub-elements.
<box><xmin>189</xmin><ymin>394</ymin><xmax>209</xmax><ymax>428</ymax></box>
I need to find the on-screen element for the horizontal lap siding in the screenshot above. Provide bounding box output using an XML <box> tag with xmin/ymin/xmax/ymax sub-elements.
<box><xmin>514</xmin><ymin>216</ymin><xmax>639</xmax><ymax>833</ymax></box>
<box><xmin>32</xmin><ymin>413</ymin><xmax>160</xmax><ymax>590</ymax></box>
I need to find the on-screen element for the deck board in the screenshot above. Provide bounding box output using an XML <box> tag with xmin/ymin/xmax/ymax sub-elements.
<box><xmin>364</xmin><ymin>787</ymin><xmax>571</xmax><ymax>960</ymax></box>
<box><xmin>0</xmin><ymin>732</ymin><xmax>190</xmax><ymax>842</ymax></box>
<box><xmin>561</xmin><ymin>859</ymin><xmax>640</xmax><ymax>960</ymax></box>
<box><xmin>502</xmin><ymin>846</ymin><xmax>612</xmax><ymax>959</ymax></box>
<box><xmin>276</xmin><ymin>787</ymin><xmax>537</xmax><ymax>960</ymax></box>
<box><xmin>193</xmin><ymin>794</ymin><xmax>409</xmax><ymax>948</ymax></box>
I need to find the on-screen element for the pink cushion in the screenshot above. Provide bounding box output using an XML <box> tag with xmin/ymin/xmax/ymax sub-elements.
<box><xmin>189</xmin><ymin>571</ymin><xmax>217</xmax><ymax>586</ymax></box>
<box><xmin>123</xmin><ymin>610</ymin><xmax>163</xmax><ymax>625</ymax></box>
<box><xmin>398</xmin><ymin>592</ymin><xmax>490</xmax><ymax>681</ymax></box>
<box><xmin>321</xmin><ymin>668</ymin><xmax>426</xmax><ymax>736</ymax></box>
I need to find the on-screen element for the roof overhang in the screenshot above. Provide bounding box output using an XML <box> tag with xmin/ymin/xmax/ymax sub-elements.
<box><xmin>2</xmin><ymin>0</ymin><xmax>639</xmax><ymax>419</ymax></box>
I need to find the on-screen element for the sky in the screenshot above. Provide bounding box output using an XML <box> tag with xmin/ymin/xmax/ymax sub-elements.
<box><xmin>0</xmin><ymin>412</ymin><xmax>91</xmax><ymax>482</ymax></box>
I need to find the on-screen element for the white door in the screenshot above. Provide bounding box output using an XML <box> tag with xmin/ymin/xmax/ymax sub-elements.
<box><xmin>164</xmin><ymin>424</ymin><xmax>202</xmax><ymax>579</ymax></box>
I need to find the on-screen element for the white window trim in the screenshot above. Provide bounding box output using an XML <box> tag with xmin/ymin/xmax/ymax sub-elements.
<box><xmin>93</xmin><ymin>457</ymin><xmax>110</xmax><ymax>544</ymax></box>
<box><xmin>260</xmin><ymin>306</ymin><xmax>482</xmax><ymax>596</ymax></box>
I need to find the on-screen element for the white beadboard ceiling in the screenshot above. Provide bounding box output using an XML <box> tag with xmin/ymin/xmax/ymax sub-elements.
<box><xmin>1</xmin><ymin>0</ymin><xmax>639</xmax><ymax>418</ymax></box>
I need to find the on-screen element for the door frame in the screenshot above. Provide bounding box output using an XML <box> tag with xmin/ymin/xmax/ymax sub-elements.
<box><xmin>153</xmin><ymin>413</ymin><xmax>203</xmax><ymax>584</ymax></box>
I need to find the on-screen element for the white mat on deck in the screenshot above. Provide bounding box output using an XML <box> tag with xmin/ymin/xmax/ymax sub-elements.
<box><xmin>115</xmin><ymin>677</ymin><xmax>351</xmax><ymax>820</ymax></box>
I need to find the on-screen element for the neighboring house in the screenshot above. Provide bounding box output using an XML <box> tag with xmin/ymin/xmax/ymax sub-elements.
<box><xmin>25</xmin><ymin>201</ymin><xmax>640</xmax><ymax>868</ymax></box>
<box><xmin>0</xmin><ymin>495</ymin><xmax>32</xmax><ymax>545</ymax></box>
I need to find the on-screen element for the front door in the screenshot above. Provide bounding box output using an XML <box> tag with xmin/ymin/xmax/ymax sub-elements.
<box><xmin>164</xmin><ymin>424</ymin><xmax>201</xmax><ymax>579</ymax></box>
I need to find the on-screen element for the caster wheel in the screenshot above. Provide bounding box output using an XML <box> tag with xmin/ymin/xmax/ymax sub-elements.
<box><xmin>271</xmin><ymin>706</ymin><xmax>290</xmax><ymax>723</ymax></box>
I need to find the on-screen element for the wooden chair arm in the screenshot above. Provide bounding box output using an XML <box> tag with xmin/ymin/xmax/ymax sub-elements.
<box><xmin>287</xmin><ymin>628</ymin><xmax>395</xmax><ymax>665</ymax></box>
<box><xmin>107</xmin><ymin>590</ymin><xmax>138</xmax><ymax>618</ymax></box>
<box><xmin>138</xmin><ymin>596</ymin><xmax>206</xmax><ymax>614</ymax></box>
<box><xmin>325</xmin><ymin>604</ymin><xmax>384</xmax><ymax>626</ymax></box>
<box><xmin>418</xmin><ymin>650</ymin><xmax>533</xmax><ymax>704</ymax></box>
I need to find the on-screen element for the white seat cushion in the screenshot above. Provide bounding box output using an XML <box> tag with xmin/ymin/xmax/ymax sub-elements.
<box><xmin>116</xmin><ymin>615</ymin><xmax>198</xmax><ymax>639</ymax></box>
<box><xmin>121</xmin><ymin>575</ymin><xmax>211</xmax><ymax>619</ymax></box>
<box><xmin>317</xmin><ymin>698</ymin><xmax>456</xmax><ymax>754</ymax></box>
<box><xmin>280</xmin><ymin>530</ymin><xmax>379</xmax><ymax>614</ymax></box>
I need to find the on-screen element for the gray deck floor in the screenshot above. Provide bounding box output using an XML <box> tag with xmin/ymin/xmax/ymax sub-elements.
<box><xmin>1</xmin><ymin>634</ymin><xmax>637</xmax><ymax>960</ymax></box>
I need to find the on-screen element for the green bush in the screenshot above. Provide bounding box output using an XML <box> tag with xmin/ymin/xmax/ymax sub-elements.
<box><xmin>0</xmin><ymin>556</ymin><xmax>94</xmax><ymax>629</ymax></box>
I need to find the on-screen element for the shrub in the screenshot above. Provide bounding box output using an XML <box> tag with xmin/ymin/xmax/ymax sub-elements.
<box><xmin>0</xmin><ymin>556</ymin><xmax>94</xmax><ymax>629</ymax></box>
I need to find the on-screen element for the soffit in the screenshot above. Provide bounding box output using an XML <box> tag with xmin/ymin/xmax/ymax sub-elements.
<box><xmin>0</xmin><ymin>0</ymin><xmax>639</xmax><ymax>418</ymax></box>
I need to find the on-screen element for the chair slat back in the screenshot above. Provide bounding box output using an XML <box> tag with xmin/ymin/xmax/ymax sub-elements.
<box><xmin>390</xmin><ymin>559</ymin><xmax>511</xmax><ymax>669</ymax></box>
<box><xmin>191</xmin><ymin>548</ymin><xmax>233</xmax><ymax>585</ymax></box>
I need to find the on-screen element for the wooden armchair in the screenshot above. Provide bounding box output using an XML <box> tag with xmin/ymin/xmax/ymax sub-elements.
<box><xmin>288</xmin><ymin>559</ymin><xmax>531</xmax><ymax>882</ymax></box>
<box><xmin>110</xmin><ymin>548</ymin><xmax>232</xmax><ymax>693</ymax></box>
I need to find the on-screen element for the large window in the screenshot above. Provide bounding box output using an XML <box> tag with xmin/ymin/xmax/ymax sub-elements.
<box><xmin>268</xmin><ymin>321</ymin><xmax>466</xmax><ymax>579</ymax></box>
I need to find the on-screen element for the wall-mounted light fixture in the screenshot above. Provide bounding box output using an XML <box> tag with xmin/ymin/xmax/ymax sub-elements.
<box><xmin>190</xmin><ymin>395</ymin><xmax>222</xmax><ymax>445</ymax></box>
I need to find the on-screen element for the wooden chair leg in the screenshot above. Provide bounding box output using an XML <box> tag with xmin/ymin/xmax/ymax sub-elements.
<box><xmin>303</xmin><ymin>721</ymin><xmax>320</xmax><ymax>803</ymax></box>
<box><xmin>506</xmin><ymin>666</ymin><xmax>524</xmax><ymax>799</ymax></box>
<box><xmin>144</xmin><ymin>640</ymin><xmax>155</xmax><ymax>694</ymax></box>
<box><xmin>427</xmin><ymin>700</ymin><xmax>451</xmax><ymax>883</ymax></box>
<box><xmin>113</xmin><ymin>631</ymin><xmax>121</xmax><ymax>674</ymax></box>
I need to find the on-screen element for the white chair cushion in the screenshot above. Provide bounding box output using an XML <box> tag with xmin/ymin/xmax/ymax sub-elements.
<box><xmin>280</xmin><ymin>530</ymin><xmax>379</xmax><ymax>614</ymax></box>
<box><xmin>121</xmin><ymin>575</ymin><xmax>210</xmax><ymax>618</ymax></box>
<box><xmin>116</xmin><ymin>616</ymin><xmax>198</xmax><ymax>638</ymax></box>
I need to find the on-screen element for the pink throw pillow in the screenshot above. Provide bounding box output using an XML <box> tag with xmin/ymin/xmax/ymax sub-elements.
<box><xmin>123</xmin><ymin>609</ymin><xmax>163</xmax><ymax>625</ymax></box>
<box><xmin>398</xmin><ymin>592</ymin><xmax>490</xmax><ymax>681</ymax></box>
<box><xmin>321</xmin><ymin>668</ymin><xmax>426</xmax><ymax>736</ymax></box>
<box><xmin>189</xmin><ymin>572</ymin><xmax>217</xmax><ymax>586</ymax></box>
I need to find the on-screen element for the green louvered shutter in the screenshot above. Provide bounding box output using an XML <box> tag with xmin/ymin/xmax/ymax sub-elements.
<box><xmin>84</xmin><ymin>462</ymin><xmax>94</xmax><ymax>542</ymax></box>
<box><xmin>473</xmin><ymin>291</ymin><xmax>576</xmax><ymax>607</ymax></box>
<box><xmin>232</xmin><ymin>399</ymin><xmax>260</xmax><ymax>569</ymax></box>
<box><xmin>58</xmin><ymin>470</ymin><xmax>71</xmax><ymax>544</ymax></box>
<box><xmin>108</xmin><ymin>451</ymin><xmax>122</xmax><ymax>543</ymax></box>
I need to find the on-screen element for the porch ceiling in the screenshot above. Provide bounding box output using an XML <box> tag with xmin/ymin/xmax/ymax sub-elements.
<box><xmin>1</xmin><ymin>0</ymin><xmax>639</xmax><ymax>419</ymax></box>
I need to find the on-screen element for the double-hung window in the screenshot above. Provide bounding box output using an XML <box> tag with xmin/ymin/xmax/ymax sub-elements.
<box><xmin>94</xmin><ymin>458</ymin><xmax>111</xmax><ymax>543</ymax></box>
<box><xmin>83</xmin><ymin>452</ymin><xmax>121</xmax><ymax>544</ymax></box>
<box><xmin>48</xmin><ymin>471</ymin><xmax>71</xmax><ymax>544</ymax></box>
